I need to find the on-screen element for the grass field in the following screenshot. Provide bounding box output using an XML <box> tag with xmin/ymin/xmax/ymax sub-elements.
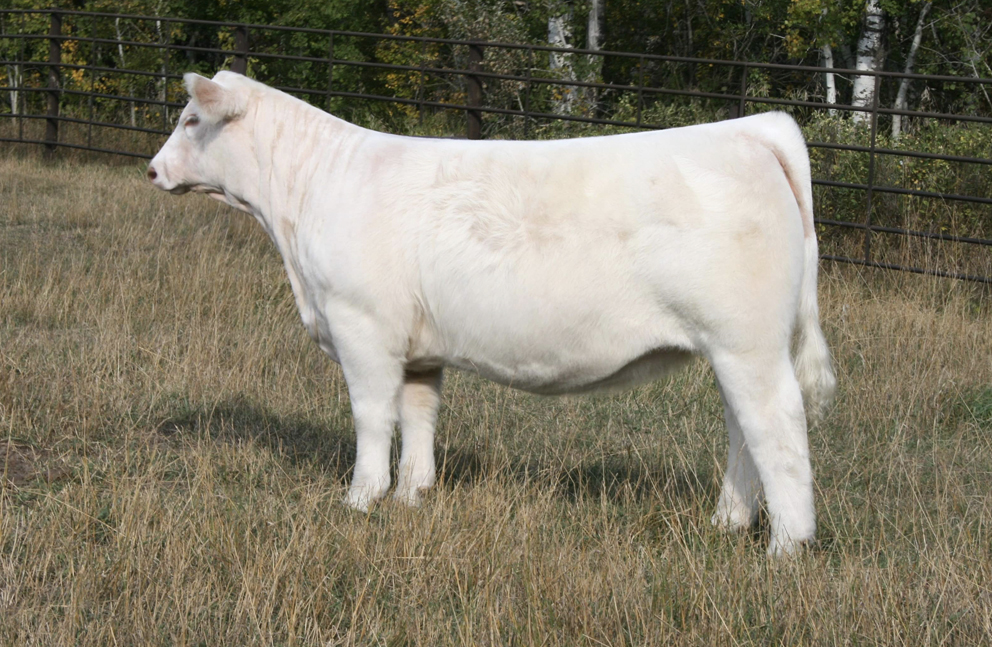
<box><xmin>1</xmin><ymin>150</ymin><xmax>991</xmax><ymax>645</ymax></box>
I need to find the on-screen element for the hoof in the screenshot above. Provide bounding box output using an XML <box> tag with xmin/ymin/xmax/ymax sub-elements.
<box><xmin>392</xmin><ymin>488</ymin><xmax>422</xmax><ymax>508</ymax></box>
<box><xmin>767</xmin><ymin>533</ymin><xmax>816</xmax><ymax>558</ymax></box>
<box><xmin>711</xmin><ymin>501</ymin><xmax>758</xmax><ymax>533</ymax></box>
<box><xmin>344</xmin><ymin>486</ymin><xmax>386</xmax><ymax>513</ymax></box>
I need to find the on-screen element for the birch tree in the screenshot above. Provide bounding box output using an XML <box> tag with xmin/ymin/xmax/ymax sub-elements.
<box><xmin>818</xmin><ymin>3</ymin><xmax>838</xmax><ymax>113</ymax></box>
<box><xmin>547</xmin><ymin>2</ymin><xmax>577</xmax><ymax>113</ymax></box>
<box><xmin>892</xmin><ymin>1</ymin><xmax>931</xmax><ymax>139</ymax></box>
<box><xmin>1</xmin><ymin>13</ymin><xmax>20</xmax><ymax>116</ymax></box>
<box><xmin>821</xmin><ymin>43</ymin><xmax>837</xmax><ymax>111</ymax></box>
<box><xmin>585</xmin><ymin>0</ymin><xmax>604</xmax><ymax>113</ymax></box>
<box><xmin>587</xmin><ymin>0</ymin><xmax>602</xmax><ymax>52</ymax></box>
<box><xmin>4</xmin><ymin>63</ymin><xmax>21</xmax><ymax>116</ymax></box>
<box><xmin>155</xmin><ymin>0</ymin><xmax>169</xmax><ymax>125</ymax></box>
<box><xmin>851</xmin><ymin>0</ymin><xmax>885</xmax><ymax>123</ymax></box>
<box><xmin>115</xmin><ymin>17</ymin><xmax>137</xmax><ymax>127</ymax></box>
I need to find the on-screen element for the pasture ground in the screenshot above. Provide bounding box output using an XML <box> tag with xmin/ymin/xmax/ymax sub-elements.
<box><xmin>1</xmin><ymin>152</ymin><xmax>991</xmax><ymax>645</ymax></box>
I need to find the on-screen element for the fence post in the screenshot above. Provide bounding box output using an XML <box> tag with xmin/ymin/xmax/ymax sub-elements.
<box><xmin>731</xmin><ymin>63</ymin><xmax>748</xmax><ymax>119</ymax></box>
<box><xmin>18</xmin><ymin>15</ymin><xmax>25</xmax><ymax>141</ymax></box>
<box><xmin>45</xmin><ymin>11</ymin><xmax>61</xmax><ymax>160</ymax></box>
<box><xmin>863</xmin><ymin>72</ymin><xmax>881</xmax><ymax>264</ymax></box>
<box><xmin>417</xmin><ymin>40</ymin><xmax>427</xmax><ymax>127</ymax></box>
<box><xmin>636</xmin><ymin>55</ymin><xmax>644</xmax><ymax>126</ymax></box>
<box><xmin>524</xmin><ymin>46</ymin><xmax>533</xmax><ymax>139</ymax></box>
<box><xmin>160</xmin><ymin>18</ymin><xmax>170</xmax><ymax>132</ymax></box>
<box><xmin>88</xmin><ymin>16</ymin><xmax>96</xmax><ymax>149</ymax></box>
<box><xmin>231</xmin><ymin>26</ymin><xmax>248</xmax><ymax>75</ymax></box>
<box><xmin>327</xmin><ymin>32</ymin><xmax>334</xmax><ymax>112</ymax></box>
<box><xmin>466</xmin><ymin>42</ymin><xmax>483</xmax><ymax>139</ymax></box>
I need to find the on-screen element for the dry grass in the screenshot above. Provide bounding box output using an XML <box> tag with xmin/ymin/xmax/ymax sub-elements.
<box><xmin>1</xmin><ymin>149</ymin><xmax>991</xmax><ymax>645</ymax></box>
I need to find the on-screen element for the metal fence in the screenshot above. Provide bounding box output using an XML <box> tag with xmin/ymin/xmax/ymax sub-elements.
<box><xmin>2</xmin><ymin>9</ymin><xmax>991</xmax><ymax>283</ymax></box>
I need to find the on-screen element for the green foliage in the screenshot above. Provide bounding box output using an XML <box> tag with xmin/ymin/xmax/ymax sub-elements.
<box><xmin>967</xmin><ymin>387</ymin><xmax>992</xmax><ymax>429</ymax></box>
<box><xmin>3</xmin><ymin>0</ymin><xmax>990</xmax><ymax>127</ymax></box>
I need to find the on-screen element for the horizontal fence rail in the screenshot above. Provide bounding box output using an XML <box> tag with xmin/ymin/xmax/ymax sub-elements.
<box><xmin>1</xmin><ymin>9</ymin><xmax>991</xmax><ymax>283</ymax></box>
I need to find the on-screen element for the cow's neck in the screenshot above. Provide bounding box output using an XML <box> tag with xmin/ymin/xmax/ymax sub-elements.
<box><xmin>247</xmin><ymin>95</ymin><xmax>365</xmax><ymax>247</ymax></box>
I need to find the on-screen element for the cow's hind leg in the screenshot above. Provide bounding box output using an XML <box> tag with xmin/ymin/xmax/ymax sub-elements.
<box><xmin>710</xmin><ymin>350</ymin><xmax>814</xmax><ymax>556</ymax></box>
<box><xmin>394</xmin><ymin>368</ymin><xmax>443</xmax><ymax>506</ymax></box>
<box><xmin>711</xmin><ymin>386</ymin><xmax>761</xmax><ymax>532</ymax></box>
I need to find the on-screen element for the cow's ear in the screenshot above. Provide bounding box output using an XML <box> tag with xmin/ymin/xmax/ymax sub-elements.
<box><xmin>184</xmin><ymin>73</ymin><xmax>246</xmax><ymax>121</ymax></box>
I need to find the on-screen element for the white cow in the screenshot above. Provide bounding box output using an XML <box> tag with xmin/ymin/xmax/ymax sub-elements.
<box><xmin>148</xmin><ymin>71</ymin><xmax>835</xmax><ymax>556</ymax></box>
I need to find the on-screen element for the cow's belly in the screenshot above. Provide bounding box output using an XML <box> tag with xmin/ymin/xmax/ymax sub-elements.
<box><xmin>444</xmin><ymin>345</ymin><xmax>695</xmax><ymax>395</ymax></box>
<box><xmin>419</xmin><ymin>288</ymin><xmax>696</xmax><ymax>394</ymax></box>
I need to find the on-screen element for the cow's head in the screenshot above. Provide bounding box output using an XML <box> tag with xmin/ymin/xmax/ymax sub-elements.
<box><xmin>147</xmin><ymin>71</ymin><xmax>254</xmax><ymax>208</ymax></box>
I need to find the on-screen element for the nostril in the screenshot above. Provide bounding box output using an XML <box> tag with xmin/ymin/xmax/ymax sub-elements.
<box><xmin>147</xmin><ymin>166</ymin><xmax>158</xmax><ymax>181</ymax></box>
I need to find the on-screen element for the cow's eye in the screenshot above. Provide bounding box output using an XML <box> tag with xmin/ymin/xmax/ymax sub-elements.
<box><xmin>185</xmin><ymin>115</ymin><xmax>200</xmax><ymax>127</ymax></box>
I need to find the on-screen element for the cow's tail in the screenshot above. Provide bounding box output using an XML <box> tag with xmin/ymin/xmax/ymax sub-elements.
<box><xmin>771</xmin><ymin>115</ymin><xmax>836</xmax><ymax>421</ymax></box>
<box><xmin>795</xmin><ymin>229</ymin><xmax>836</xmax><ymax>421</ymax></box>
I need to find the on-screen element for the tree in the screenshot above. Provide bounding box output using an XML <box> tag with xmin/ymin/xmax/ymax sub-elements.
<box><xmin>851</xmin><ymin>0</ymin><xmax>885</xmax><ymax>122</ymax></box>
<box><xmin>585</xmin><ymin>0</ymin><xmax>604</xmax><ymax>111</ymax></box>
<box><xmin>892</xmin><ymin>0</ymin><xmax>931</xmax><ymax>138</ymax></box>
<box><xmin>547</xmin><ymin>1</ymin><xmax>578</xmax><ymax>113</ymax></box>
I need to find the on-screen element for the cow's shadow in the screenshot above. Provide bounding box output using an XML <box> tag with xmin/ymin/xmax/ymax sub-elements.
<box><xmin>157</xmin><ymin>396</ymin><xmax>711</xmax><ymax>506</ymax></box>
<box><xmin>157</xmin><ymin>395</ymin><xmax>357</xmax><ymax>481</ymax></box>
<box><xmin>431</xmin><ymin>445</ymin><xmax>708</xmax><ymax>506</ymax></box>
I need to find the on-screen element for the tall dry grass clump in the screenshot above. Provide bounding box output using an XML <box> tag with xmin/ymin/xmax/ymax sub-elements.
<box><xmin>1</xmin><ymin>151</ymin><xmax>991</xmax><ymax>645</ymax></box>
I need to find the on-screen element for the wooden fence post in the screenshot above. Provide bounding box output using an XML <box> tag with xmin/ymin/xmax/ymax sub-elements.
<box><xmin>466</xmin><ymin>42</ymin><xmax>483</xmax><ymax>139</ymax></box>
<box><xmin>327</xmin><ymin>32</ymin><xmax>335</xmax><ymax>112</ymax></box>
<box><xmin>729</xmin><ymin>63</ymin><xmax>747</xmax><ymax>119</ymax></box>
<box><xmin>45</xmin><ymin>11</ymin><xmax>61</xmax><ymax>160</ymax></box>
<box><xmin>231</xmin><ymin>26</ymin><xmax>248</xmax><ymax>75</ymax></box>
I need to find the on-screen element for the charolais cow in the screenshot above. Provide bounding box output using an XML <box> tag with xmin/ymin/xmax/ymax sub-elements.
<box><xmin>148</xmin><ymin>71</ymin><xmax>835</xmax><ymax>556</ymax></box>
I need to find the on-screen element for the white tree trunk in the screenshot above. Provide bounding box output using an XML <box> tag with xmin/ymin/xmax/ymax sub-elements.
<box><xmin>548</xmin><ymin>6</ymin><xmax>577</xmax><ymax>114</ymax></box>
<box><xmin>155</xmin><ymin>0</ymin><xmax>168</xmax><ymax>119</ymax></box>
<box><xmin>821</xmin><ymin>44</ymin><xmax>837</xmax><ymax>115</ymax></box>
<box><xmin>892</xmin><ymin>1</ymin><xmax>931</xmax><ymax>139</ymax></box>
<box><xmin>851</xmin><ymin>0</ymin><xmax>885</xmax><ymax>123</ymax></box>
<box><xmin>116</xmin><ymin>18</ymin><xmax>137</xmax><ymax>127</ymax></box>
<box><xmin>156</xmin><ymin>17</ymin><xmax>169</xmax><ymax>124</ymax></box>
<box><xmin>584</xmin><ymin>0</ymin><xmax>604</xmax><ymax>113</ymax></box>
<box><xmin>5</xmin><ymin>63</ymin><xmax>21</xmax><ymax>115</ymax></box>
<box><xmin>587</xmin><ymin>0</ymin><xmax>603</xmax><ymax>51</ymax></box>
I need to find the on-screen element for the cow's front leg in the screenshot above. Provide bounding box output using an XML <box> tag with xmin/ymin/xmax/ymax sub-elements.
<box><xmin>394</xmin><ymin>368</ymin><xmax>443</xmax><ymax>506</ymax></box>
<box><xmin>333</xmin><ymin>319</ymin><xmax>406</xmax><ymax>512</ymax></box>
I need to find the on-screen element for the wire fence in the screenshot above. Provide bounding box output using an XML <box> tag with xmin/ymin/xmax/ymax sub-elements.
<box><xmin>2</xmin><ymin>9</ymin><xmax>991</xmax><ymax>283</ymax></box>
